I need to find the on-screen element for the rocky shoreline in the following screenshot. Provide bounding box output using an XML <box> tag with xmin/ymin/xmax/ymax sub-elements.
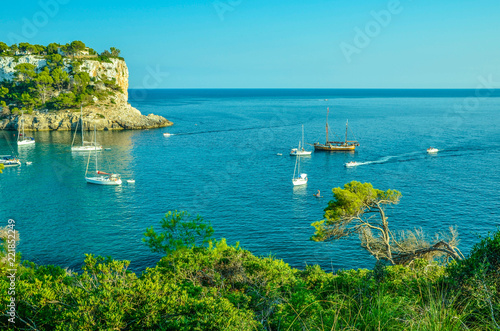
<box><xmin>0</xmin><ymin>102</ymin><xmax>172</xmax><ymax>131</ymax></box>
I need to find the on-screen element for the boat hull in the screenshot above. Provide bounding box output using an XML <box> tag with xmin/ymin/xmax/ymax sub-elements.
<box><xmin>17</xmin><ymin>139</ymin><xmax>35</xmax><ymax>146</ymax></box>
<box><xmin>290</xmin><ymin>149</ymin><xmax>312</xmax><ymax>156</ymax></box>
<box><xmin>0</xmin><ymin>161</ymin><xmax>21</xmax><ymax>167</ymax></box>
<box><xmin>86</xmin><ymin>176</ymin><xmax>122</xmax><ymax>185</ymax></box>
<box><xmin>292</xmin><ymin>178</ymin><xmax>308</xmax><ymax>186</ymax></box>
<box><xmin>314</xmin><ymin>143</ymin><xmax>357</xmax><ymax>151</ymax></box>
<box><xmin>72</xmin><ymin>146</ymin><xmax>103</xmax><ymax>152</ymax></box>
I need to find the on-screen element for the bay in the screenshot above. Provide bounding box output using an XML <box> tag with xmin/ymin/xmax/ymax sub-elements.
<box><xmin>1</xmin><ymin>89</ymin><xmax>499</xmax><ymax>273</ymax></box>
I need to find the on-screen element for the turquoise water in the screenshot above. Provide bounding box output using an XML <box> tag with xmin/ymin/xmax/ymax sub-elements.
<box><xmin>1</xmin><ymin>89</ymin><xmax>499</xmax><ymax>273</ymax></box>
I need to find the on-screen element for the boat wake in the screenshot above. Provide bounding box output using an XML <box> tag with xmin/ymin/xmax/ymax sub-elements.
<box><xmin>172</xmin><ymin>123</ymin><xmax>301</xmax><ymax>136</ymax></box>
<box><xmin>352</xmin><ymin>151</ymin><xmax>422</xmax><ymax>167</ymax></box>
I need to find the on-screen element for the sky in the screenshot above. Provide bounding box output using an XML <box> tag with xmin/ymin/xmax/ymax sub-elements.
<box><xmin>1</xmin><ymin>0</ymin><xmax>499</xmax><ymax>88</ymax></box>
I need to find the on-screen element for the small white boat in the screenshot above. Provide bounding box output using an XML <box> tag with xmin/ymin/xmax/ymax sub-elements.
<box><xmin>292</xmin><ymin>154</ymin><xmax>308</xmax><ymax>186</ymax></box>
<box><xmin>293</xmin><ymin>173</ymin><xmax>308</xmax><ymax>186</ymax></box>
<box><xmin>86</xmin><ymin>173</ymin><xmax>122</xmax><ymax>185</ymax></box>
<box><xmin>345</xmin><ymin>161</ymin><xmax>359</xmax><ymax>168</ymax></box>
<box><xmin>72</xmin><ymin>145</ymin><xmax>103</xmax><ymax>152</ymax></box>
<box><xmin>26</xmin><ymin>161</ymin><xmax>32</xmax><ymax>165</ymax></box>
<box><xmin>17</xmin><ymin>112</ymin><xmax>35</xmax><ymax>146</ymax></box>
<box><xmin>127</xmin><ymin>179</ymin><xmax>135</xmax><ymax>184</ymax></box>
<box><xmin>427</xmin><ymin>147</ymin><xmax>439</xmax><ymax>153</ymax></box>
<box><xmin>71</xmin><ymin>107</ymin><xmax>102</xmax><ymax>152</ymax></box>
<box><xmin>276</xmin><ymin>153</ymin><xmax>282</xmax><ymax>156</ymax></box>
<box><xmin>163</xmin><ymin>133</ymin><xmax>173</xmax><ymax>137</ymax></box>
<box><xmin>290</xmin><ymin>148</ymin><xmax>312</xmax><ymax>156</ymax></box>
<box><xmin>85</xmin><ymin>126</ymin><xmax>122</xmax><ymax>186</ymax></box>
<box><xmin>290</xmin><ymin>125</ymin><xmax>312</xmax><ymax>156</ymax></box>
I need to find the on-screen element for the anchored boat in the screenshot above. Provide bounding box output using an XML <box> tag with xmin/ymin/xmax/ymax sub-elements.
<box><xmin>85</xmin><ymin>126</ymin><xmax>122</xmax><ymax>185</ymax></box>
<box><xmin>0</xmin><ymin>155</ymin><xmax>21</xmax><ymax>167</ymax></box>
<box><xmin>313</xmin><ymin>107</ymin><xmax>359</xmax><ymax>151</ymax></box>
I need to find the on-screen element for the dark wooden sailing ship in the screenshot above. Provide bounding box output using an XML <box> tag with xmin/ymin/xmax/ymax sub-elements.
<box><xmin>313</xmin><ymin>107</ymin><xmax>359</xmax><ymax>151</ymax></box>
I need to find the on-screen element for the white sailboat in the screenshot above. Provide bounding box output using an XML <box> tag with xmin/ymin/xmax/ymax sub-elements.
<box><xmin>292</xmin><ymin>152</ymin><xmax>308</xmax><ymax>186</ymax></box>
<box><xmin>17</xmin><ymin>112</ymin><xmax>35</xmax><ymax>146</ymax></box>
<box><xmin>85</xmin><ymin>126</ymin><xmax>122</xmax><ymax>185</ymax></box>
<box><xmin>290</xmin><ymin>125</ymin><xmax>312</xmax><ymax>156</ymax></box>
<box><xmin>72</xmin><ymin>107</ymin><xmax>102</xmax><ymax>152</ymax></box>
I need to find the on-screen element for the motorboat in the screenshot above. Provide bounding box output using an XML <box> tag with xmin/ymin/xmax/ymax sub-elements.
<box><xmin>345</xmin><ymin>161</ymin><xmax>359</xmax><ymax>168</ymax></box>
<box><xmin>127</xmin><ymin>179</ymin><xmax>135</xmax><ymax>184</ymax></box>
<box><xmin>427</xmin><ymin>147</ymin><xmax>439</xmax><ymax>153</ymax></box>
<box><xmin>0</xmin><ymin>155</ymin><xmax>21</xmax><ymax>167</ymax></box>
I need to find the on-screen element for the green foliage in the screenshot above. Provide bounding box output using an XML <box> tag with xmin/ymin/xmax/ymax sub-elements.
<box><xmin>447</xmin><ymin>229</ymin><xmax>500</xmax><ymax>328</ymax></box>
<box><xmin>311</xmin><ymin>181</ymin><xmax>401</xmax><ymax>242</ymax></box>
<box><xmin>52</xmin><ymin>92</ymin><xmax>76</xmax><ymax>109</ymax></box>
<box><xmin>143</xmin><ymin>210</ymin><xmax>214</xmax><ymax>255</ymax></box>
<box><xmin>45</xmin><ymin>53</ymin><xmax>64</xmax><ymax>69</ymax></box>
<box><xmin>0</xmin><ymin>42</ymin><xmax>9</xmax><ymax>54</ymax></box>
<box><xmin>46</xmin><ymin>42</ymin><xmax>60</xmax><ymax>55</ymax></box>
<box><xmin>0</xmin><ymin>219</ymin><xmax>498</xmax><ymax>330</ymax></box>
<box><xmin>0</xmin><ymin>41</ymin><xmax>125</xmax><ymax>113</ymax></box>
<box><xmin>0</xmin><ymin>86</ymin><xmax>8</xmax><ymax>98</ymax></box>
<box><xmin>13</xmin><ymin>63</ymin><xmax>37</xmax><ymax>82</ymax></box>
<box><xmin>69</xmin><ymin>40</ymin><xmax>86</xmax><ymax>54</ymax></box>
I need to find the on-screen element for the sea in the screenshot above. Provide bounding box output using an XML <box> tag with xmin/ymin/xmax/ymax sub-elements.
<box><xmin>1</xmin><ymin>89</ymin><xmax>499</xmax><ymax>273</ymax></box>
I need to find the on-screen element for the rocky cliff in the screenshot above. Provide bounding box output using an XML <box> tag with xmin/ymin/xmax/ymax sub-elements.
<box><xmin>0</xmin><ymin>55</ymin><xmax>172</xmax><ymax>131</ymax></box>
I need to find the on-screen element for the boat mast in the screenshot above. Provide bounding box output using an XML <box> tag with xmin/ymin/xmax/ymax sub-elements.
<box><xmin>17</xmin><ymin>112</ymin><xmax>22</xmax><ymax>142</ymax></box>
<box><xmin>301</xmin><ymin>124</ymin><xmax>304</xmax><ymax>150</ymax></box>
<box><xmin>21</xmin><ymin>112</ymin><xmax>25</xmax><ymax>140</ymax></box>
<box><xmin>94</xmin><ymin>125</ymin><xmax>98</xmax><ymax>172</ymax></box>
<box><xmin>80</xmin><ymin>106</ymin><xmax>84</xmax><ymax>146</ymax></box>
<box><xmin>326</xmin><ymin>107</ymin><xmax>329</xmax><ymax>143</ymax></box>
<box><xmin>345</xmin><ymin>120</ymin><xmax>348</xmax><ymax>143</ymax></box>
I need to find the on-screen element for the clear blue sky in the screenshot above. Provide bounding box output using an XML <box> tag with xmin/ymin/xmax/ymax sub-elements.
<box><xmin>1</xmin><ymin>0</ymin><xmax>499</xmax><ymax>88</ymax></box>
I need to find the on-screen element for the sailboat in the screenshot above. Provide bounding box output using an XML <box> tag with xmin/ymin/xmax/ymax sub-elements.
<box><xmin>85</xmin><ymin>126</ymin><xmax>122</xmax><ymax>185</ymax></box>
<box><xmin>292</xmin><ymin>152</ymin><xmax>308</xmax><ymax>186</ymax></box>
<box><xmin>313</xmin><ymin>107</ymin><xmax>359</xmax><ymax>151</ymax></box>
<box><xmin>290</xmin><ymin>125</ymin><xmax>312</xmax><ymax>156</ymax></box>
<box><xmin>17</xmin><ymin>111</ymin><xmax>35</xmax><ymax>146</ymax></box>
<box><xmin>72</xmin><ymin>107</ymin><xmax>102</xmax><ymax>152</ymax></box>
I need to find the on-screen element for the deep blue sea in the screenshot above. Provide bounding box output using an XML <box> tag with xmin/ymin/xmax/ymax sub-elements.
<box><xmin>1</xmin><ymin>89</ymin><xmax>499</xmax><ymax>273</ymax></box>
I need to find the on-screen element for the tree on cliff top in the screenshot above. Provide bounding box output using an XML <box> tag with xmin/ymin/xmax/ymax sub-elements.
<box><xmin>0</xmin><ymin>42</ymin><xmax>8</xmax><ymax>54</ymax></box>
<box><xmin>311</xmin><ymin>181</ymin><xmax>463</xmax><ymax>265</ymax></box>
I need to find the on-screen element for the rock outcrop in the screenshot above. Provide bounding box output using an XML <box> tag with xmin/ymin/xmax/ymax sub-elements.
<box><xmin>0</xmin><ymin>99</ymin><xmax>172</xmax><ymax>131</ymax></box>
<box><xmin>0</xmin><ymin>55</ymin><xmax>172</xmax><ymax>131</ymax></box>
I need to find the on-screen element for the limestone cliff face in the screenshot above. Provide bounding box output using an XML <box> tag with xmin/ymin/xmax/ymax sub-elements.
<box><xmin>0</xmin><ymin>55</ymin><xmax>171</xmax><ymax>131</ymax></box>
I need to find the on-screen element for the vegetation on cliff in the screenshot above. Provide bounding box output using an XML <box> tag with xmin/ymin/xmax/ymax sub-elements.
<box><xmin>0</xmin><ymin>41</ymin><xmax>124</xmax><ymax>115</ymax></box>
<box><xmin>0</xmin><ymin>183</ymin><xmax>498</xmax><ymax>330</ymax></box>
